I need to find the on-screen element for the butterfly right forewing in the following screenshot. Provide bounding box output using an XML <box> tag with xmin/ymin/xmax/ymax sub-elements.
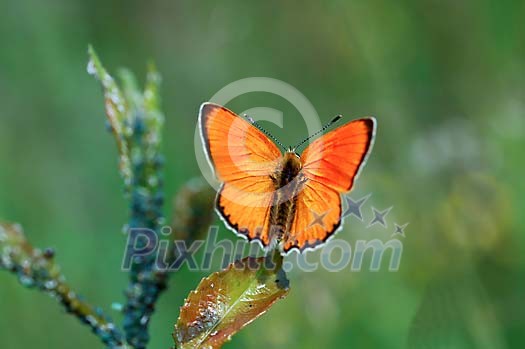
<box><xmin>301</xmin><ymin>118</ymin><xmax>376</xmax><ymax>192</ymax></box>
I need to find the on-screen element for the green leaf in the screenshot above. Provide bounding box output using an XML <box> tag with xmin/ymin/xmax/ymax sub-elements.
<box><xmin>174</xmin><ymin>254</ymin><xmax>290</xmax><ymax>349</ymax></box>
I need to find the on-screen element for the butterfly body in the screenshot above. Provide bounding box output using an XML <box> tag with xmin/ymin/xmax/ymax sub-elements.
<box><xmin>200</xmin><ymin>103</ymin><xmax>376</xmax><ymax>254</ymax></box>
<box><xmin>268</xmin><ymin>151</ymin><xmax>305</xmax><ymax>243</ymax></box>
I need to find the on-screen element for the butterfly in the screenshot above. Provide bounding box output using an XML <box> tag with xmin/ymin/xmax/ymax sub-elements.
<box><xmin>199</xmin><ymin>102</ymin><xmax>376</xmax><ymax>253</ymax></box>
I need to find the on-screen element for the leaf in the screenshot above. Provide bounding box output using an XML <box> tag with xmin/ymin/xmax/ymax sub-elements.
<box><xmin>174</xmin><ymin>254</ymin><xmax>290</xmax><ymax>349</ymax></box>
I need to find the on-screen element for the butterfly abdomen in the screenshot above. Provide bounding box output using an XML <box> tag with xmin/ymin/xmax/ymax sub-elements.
<box><xmin>269</xmin><ymin>152</ymin><xmax>304</xmax><ymax>241</ymax></box>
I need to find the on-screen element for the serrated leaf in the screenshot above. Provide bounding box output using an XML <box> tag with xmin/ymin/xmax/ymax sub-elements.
<box><xmin>174</xmin><ymin>254</ymin><xmax>290</xmax><ymax>349</ymax></box>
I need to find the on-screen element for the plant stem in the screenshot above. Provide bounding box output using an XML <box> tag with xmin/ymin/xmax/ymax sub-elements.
<box><xmin>0</xmin><ymin>222</ymin><xmax>127</xmax><ymax>349</ymax></box>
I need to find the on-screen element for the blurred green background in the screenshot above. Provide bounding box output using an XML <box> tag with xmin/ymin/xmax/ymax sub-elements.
<box><xmin>1</xmin><ymin>0</ymin><xmax>524</xmax><ymax>348</ymax></box>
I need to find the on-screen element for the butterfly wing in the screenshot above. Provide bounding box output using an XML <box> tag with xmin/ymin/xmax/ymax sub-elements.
<box><xmin>283</xmin><ymin>181</ymin><xmax>342</xmax><ymax>252</ymax></box>
<box><xmin>301</xmin><ymin>117</ymin><xmax>376</xmax><ymax>192</ymax></box>
<box><xmin>199</xmin><ymin>103</ymin><xmax>282</xmax><ymax>246</ymax></box>
<box><xmin>284</xmin><ymin>117</ymin><xmax>376</xmax><ymax>252</ymax></box>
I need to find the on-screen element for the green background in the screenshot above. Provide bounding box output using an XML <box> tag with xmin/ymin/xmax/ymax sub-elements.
<box><xmin>1</xmin><ymin>0</ymin><xmax>524</xmax><ymax>348</ymax></box>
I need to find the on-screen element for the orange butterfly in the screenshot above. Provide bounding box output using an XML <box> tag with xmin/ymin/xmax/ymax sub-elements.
<box><xmin>199</xmin><ymin>102</ymin><xmax>376</xmax><ymax>253</ymax></box>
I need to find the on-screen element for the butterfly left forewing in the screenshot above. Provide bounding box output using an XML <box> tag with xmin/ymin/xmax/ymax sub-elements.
<box><xmin>200</xmin><ymin>103</ymin><xmax>282</xmax><ymax>182</ymax></box>
<box><xmin>199</xmin><ymin>103</ymin><xmax>282</xmax><ymax>247</ymax></box>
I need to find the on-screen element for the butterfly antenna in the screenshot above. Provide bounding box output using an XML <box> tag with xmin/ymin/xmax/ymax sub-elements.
<box><xmin>293</xmin><ymin>114</ymin><xmax>343</xmax><ymax>151</ymax></box>
<box><xmin>244</xmin><ymin>114</ymin><xmax>287</xmax><ymax>152</ymax></box>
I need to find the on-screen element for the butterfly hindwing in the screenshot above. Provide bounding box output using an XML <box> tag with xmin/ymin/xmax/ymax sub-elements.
<box><xmin>199</xmin><ymin>103</ymin><xmax>282</xmax><ymax>246</ymax></box>
<box><xmin>284</xmin><ymin>180</ymin><xmax>342</xmax><ymax>252</ymax></box>
<box><xmin>217</xmin><ymin>179</ymin><xmax>274</xmax><ymax>246</ymax></box>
